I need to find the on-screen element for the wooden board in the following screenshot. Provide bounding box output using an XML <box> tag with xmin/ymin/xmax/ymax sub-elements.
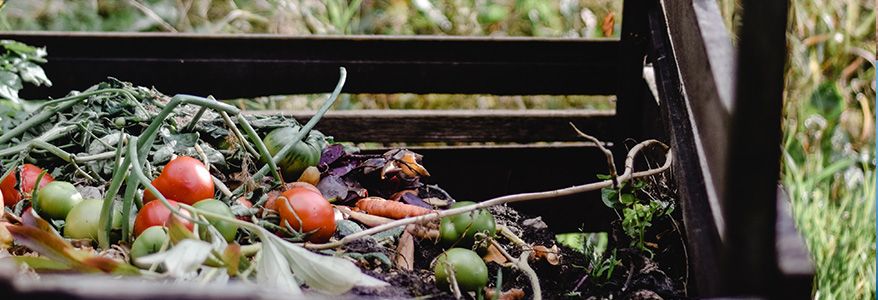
<box><xmin>0</xmin><ymin>32</ymin><xmax>620</xmax><ymax>98</ymax></box>
<box><xmin>245</xmin><ymin>109</ymin><xmax>616</xmax><ymax>143</ymax></box>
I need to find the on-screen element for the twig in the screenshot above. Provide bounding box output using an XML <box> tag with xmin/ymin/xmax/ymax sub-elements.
<box><xmin>212</xmin><ymin>175</ymin><xmax>233</xmax><ymax>199</ymax></box>
<box><xmin>489</xmin><ymin>239</ymin><xmax>541</xmax><ymax>300</ymax></box>
<box><xmin>306</xmin><ymin>139</ymin><xmax>671</xmax><ymax>250</ymax></box>
<box><xmin>497</xmin><ymin>225</ymin><xmax>527</xmax><ymax>247</ymax></box>
<box><xmin>221</xmin><ymin>111</ymin><xmax>260</xmax><ymax>158</ymax></box>
<box><xmin>570</xmin><ymin>122</ymin><xmax>618</xmax><ymax>188</ymax></box>
<box><xmin>445</xmin><ymin>260</ymin><xmax>463</xmax><ymax>300</ymax></box>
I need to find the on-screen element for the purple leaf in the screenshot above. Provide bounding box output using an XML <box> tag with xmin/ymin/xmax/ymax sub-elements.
<box><xmin>319</xmin><ymin>144</ymin><xmax>346</xmax><ymax>167</ymax></box>
<box><xmin>400</xmin><ymin>193</ymin><xmax>432</xmax><ymax>209</ymax></box>
<box><xmin>317</xmin><ymin>175</ymin><xmax>367</xmax><ymax>204</ymax></box>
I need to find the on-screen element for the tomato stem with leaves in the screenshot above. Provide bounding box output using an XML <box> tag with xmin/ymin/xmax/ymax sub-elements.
<box><xmin>233</xmin><ymin>67</ymin><xmax>347</xmax><ymax>195</ymax></box>
<box><xmin>236</xmin><ymin>114</ymin><xmax>283</xmax><ymax>182</ymax></box>
<box><xmin>120</xmin><ymin>173</ymin><xmax>140</xmax><ymax>242</ymax></box>
<box><xmin>0</xmin><ymin>125</ymin><xmax>76</xmax><ymax>157</ymax></box>
<box><xmin>135</xmin><ymin>94</ymin><xmax>240</xmax><ymax>161</ymax></box>
<box><xmin>222</xmin><ymin>112</ymin><xmax>260</xmax><ymax>158</ymax></box>
<box><xmin>0</xmin><ymin>88</ymin><xmax>140</xmax><ymax>145</ymax></box>
<box><xmin>97</xmin><ymin>131</ymin><xmax>130</xmax><ymax>249</ymax></box>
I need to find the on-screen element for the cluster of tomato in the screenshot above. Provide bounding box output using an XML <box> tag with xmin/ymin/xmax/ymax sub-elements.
<box><xmin>2</xmin><ymin>155</ymin><xmax>338</xmax><ymax>267</ymax></box>
<box><xmin>130</xmin><ymin>156</ymin><xmax>337</xmax><ymax>262</ymax></box>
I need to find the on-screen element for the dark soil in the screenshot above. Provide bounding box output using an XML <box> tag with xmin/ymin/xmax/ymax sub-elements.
<box><xmin>340</xmin><ymin>198</ymin><xmax>688</xmax><ymax>299</ymax></box>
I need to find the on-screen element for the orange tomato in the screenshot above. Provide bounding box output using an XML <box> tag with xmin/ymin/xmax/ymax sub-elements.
<box><xmin>277</xmin><ymin>187</ymin><xmax>335</xmax><ymax>243</ymax></box>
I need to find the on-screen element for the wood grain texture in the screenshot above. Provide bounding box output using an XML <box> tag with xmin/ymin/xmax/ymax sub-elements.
<box><xmin>245</xmin><ymin>109</ymin><xmax>616</xmax><ymax>143</ymax></box>
<box><xmin>662</xmin><ymin>0</ymin><xmax>734</xmax><ymax>225</ymax></box>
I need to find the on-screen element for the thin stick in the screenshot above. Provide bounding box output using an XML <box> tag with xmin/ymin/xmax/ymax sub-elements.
<box><xmin>222</xmin><ymin>112</ymin><xmax>260</xmax><ymax>158</ymax></box>
<box><xmin>489</xmin><ymin>239</ymin><xmax>541</xmax><ymax>300</ymax></box>
<box><xmin>445</xmin><ymin>260</ymin><xmax>463</xmax><ymax>300</ymax></box>
<box><xmin>306</xmin><ymin>140</ymin><xmax>671</xmax><ymax>250</ymax></box>
<box><xmin>570</xmin><ymin>122</ymin><xmax>618</xmax><ymax>188</ymax></box>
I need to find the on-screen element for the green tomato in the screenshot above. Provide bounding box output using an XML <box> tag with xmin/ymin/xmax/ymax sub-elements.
<box><xmin>263</xmin><ymin>126</ymin><xmax>327</xmax><ymax>181</ymax></box>
<box><xmin>439</xmin><ymin>201</ymin><xmax>496</xmax><ymax>246</ymax></box>
<box><xmin>130</xmin><ymin>226</ymin><xmax>169</xmax><ymax>268</ymax></box>
<box><xmin>193</xmin><ymin>199</ymin><xmax>238</xmax><ymax>242</ymax></box>
<box><xmin>64</xmin><ymin>199</ymin><xmax>122</xmax><ymax>240</ymax></box>
<box><xmin>433</xmin><ymin>248</ymin><xmax>489</xmax><ymax>292</ymax></box>
<box><xmin>36</xmin><ymin>181</ymin><xmax>83</xmax><ymax>220</ymax></box>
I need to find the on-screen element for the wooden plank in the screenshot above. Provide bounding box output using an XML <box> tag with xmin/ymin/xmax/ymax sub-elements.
<box><xmin>721</xmin><ymin>0</ymin><xmax>790</xmax><ymax>296</ymax></box>
<box><xmin>661</xmin><ymin>0</ymin><xmax>736</xmax><ymax>235</ymax></box>
<box><xmin>646</xmin><ymin>3</ymin><xmax>724</xmax><ymax>296</ymax></box>
<box><xmin>245</xmin><ymin>109</ymin><xmax>616</xmax><ymax>143</ymax></box>
<box><xmin>0</xmin><ymin>32</ymin><xmax>620</xmax><ymax>98</ymax></box>
<box><xmin>775</xmin><ymin>186</ymin><xmax>815</xmax><ymax>299</ymax></box>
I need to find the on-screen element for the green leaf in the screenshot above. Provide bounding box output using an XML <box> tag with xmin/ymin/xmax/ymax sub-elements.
<box><xmin>600</xmin><ymin>187</ymin><xmax>617</xmax><ymax>208</ymax></box>
<box><xmin>0</xmin><ymin>40</ymin><xmax>39</xmax><ymax>57</ymax></box>
<box><xmin>18</xmin><ymin>62</ymin><xmax>51</xmax><ymax>87</ymax></box>
<box><xmin>0</xmin><ymin>70</ymin><xmax>22</xmax><ymax>102</ymax></box>
<box><xmin>620</xmin><ymin>193</ymin><xmax>637</xmax><ymax>206</ymax></box>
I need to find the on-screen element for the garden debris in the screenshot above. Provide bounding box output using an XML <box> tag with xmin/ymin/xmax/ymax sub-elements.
<box><xmin>394</xmin><ymin>230</ymin><xmax>414</xmax><ymax>271</ymax></box>
<box><xmin>485</xmin><ymin>287</ymin><xmax>526</xmax><ymax>300</ymax></box>
<box><xmin>483</xmin><ymin>243</ymin><xmax>509</xmax><ymax>265</ymax></box>
<box><xmin>530</xmin><ymin>245</ymin><xmax>561</xmax><ymax>265</ymax></box>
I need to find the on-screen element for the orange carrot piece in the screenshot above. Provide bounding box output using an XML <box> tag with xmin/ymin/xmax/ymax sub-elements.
<box><xmin>355</xmin><ymin>197</ymin><xmax>433</xmax><ymax>219</ymax></box>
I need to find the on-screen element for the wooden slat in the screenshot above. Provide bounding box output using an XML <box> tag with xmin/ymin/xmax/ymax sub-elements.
<box><xmin>0</xmin><ymin>32</ymin><xmax>620</xmax><ymax>98</ymax></box>
<box><xmin>647</xmin><ymin>2</ymin><xmax>724</xmax><ymax>296</ymax></box>
<box><xmin>662</xmin><ymin>0</ymin><xmax>735</xmax><ymax>235</ymax></box>
<box><xmin>775</xmin><ymin>187</ymin><xmax>815</xmax><ymax>299</ymax></box>
<box><xmin>245</xmin><ymin>109</ymin><xmax>616</xmax><ymax>143</ymax></box>
<box><xmin>722</xmin><ymin>0</ymin><xmax>790</xmax><ymax>296</ymax></box>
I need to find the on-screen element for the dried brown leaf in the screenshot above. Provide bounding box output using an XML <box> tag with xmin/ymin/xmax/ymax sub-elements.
<box><xmin>483</xmin><ymin>244</ymin><xmax>509</xmax><ymax>265</ymax></box>
<box><xmin>530</xmin><ymin>245</ymin><xmax>561</xmax><ymax>265</ymax></box>
<box><xmin>394</xmin><ymin>230</ymin><xmax>414</xmax><ymax>271</ymax></box>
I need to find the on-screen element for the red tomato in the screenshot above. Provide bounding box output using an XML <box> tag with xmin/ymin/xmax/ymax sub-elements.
<box><xmin>265</xmin><ymin>182</ymin><xmax>321</xmax><ymax>211</ymax></box>
<box><xmin>20</xmin><ymin>164</ymin><xmax>54</xmax><ymax>196</ymax></box>
<box><xmin>2</xmin><ymin>164</ymin><xmax>54</xmax><ymax>207</ymax></box>
<box><xmin>133</xmin><ymin>199</ymin><xmax>194</xmax><ymax>237</ymax></box>
<box><xmin>143</xmin><ymin>156</ymin><xmax>214</xmax><ymax>206</ymax></box>
<box><xmin>277</xmin><ymin>187</ymin><xmax>335</xmax><ymax>243</ymax></box>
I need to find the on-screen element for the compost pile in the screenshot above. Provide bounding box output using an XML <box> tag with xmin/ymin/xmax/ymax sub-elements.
<box><xmin>0</xmin><ymin>41</ymin><xmax>685</xmax><ymax>299</ymax></box>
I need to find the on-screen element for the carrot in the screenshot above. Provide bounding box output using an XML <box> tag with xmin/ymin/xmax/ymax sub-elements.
<box><xmin>355</xmin><ymin>197</ymin><xmax>433</xmax><ymax>219</ymax></box>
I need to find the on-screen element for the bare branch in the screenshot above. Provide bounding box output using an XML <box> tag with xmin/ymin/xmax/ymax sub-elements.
<box><xmin>570</xmin><ymin>122</ymin><xmax>619</xmax><ymax>188</ymax></box>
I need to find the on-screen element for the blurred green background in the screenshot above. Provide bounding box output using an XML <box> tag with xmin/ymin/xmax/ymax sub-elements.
<box><xmin>0</xmin><ymin>0</ymin><xmax>874</xmax><ymax>298</ymax></box>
